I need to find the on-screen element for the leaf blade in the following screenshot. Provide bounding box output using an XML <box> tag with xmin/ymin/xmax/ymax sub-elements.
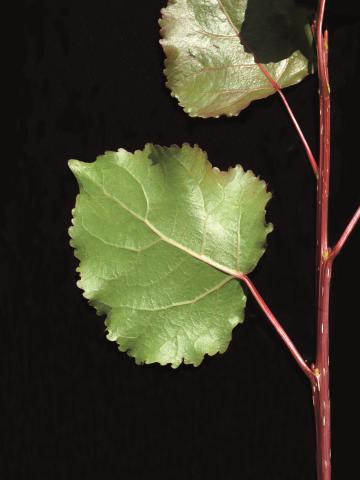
<box><xmin>69</xmin><ymin>144</ymin><xmax>272</xmax><ymax>367</ymax></box>
<box><xmin>160</xmin><ymin>0</ymin><xmax>313</xmax><ymax>118</ymax></box>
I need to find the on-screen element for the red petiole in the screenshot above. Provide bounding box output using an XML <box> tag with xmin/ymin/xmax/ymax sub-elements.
<box><xmin>237</xmin><ymin>273</ymin><xmax>316</xmax><ymax>383</ymax></box>
<box><xmin>257</xmin><ymin>62</ymin><xmax>319</xmax><ymax>178</ymax></box>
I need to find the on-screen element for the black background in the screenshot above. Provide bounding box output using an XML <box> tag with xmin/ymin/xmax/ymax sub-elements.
<box><xmin>4</xmin><ymin>1</ymin><xmax>360</xmax><ymax>479</ymax></box>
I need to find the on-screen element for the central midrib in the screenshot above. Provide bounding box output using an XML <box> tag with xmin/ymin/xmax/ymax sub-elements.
<box><xmin>95</xmin><ymin>176</ymin><xmax>244</xmax><ymax>280</ymax></box>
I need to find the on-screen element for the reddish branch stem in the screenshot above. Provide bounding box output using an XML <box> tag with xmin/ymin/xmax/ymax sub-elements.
<box><xmin>257</xmin><ymin>63</ymin><xmax>319</xmax><ymax>178</ymax></box>
<box><xmin>314</xmin><ymin>19</ymin><xmax>359</xmax><ymax>475</ymax></box>
<box><xmin>314</xmin><ymin>1</ymin><xmax>332</xmax><ymax>479</ymax></box>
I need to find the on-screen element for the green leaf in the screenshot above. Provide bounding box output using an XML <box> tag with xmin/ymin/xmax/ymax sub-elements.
<box><xmin>160</xmin><ymin>0</ymin><xmax>313</xmax><ymax>118</ymax></box>
<box><xmin>69</xmin><ymin>144</ymin><xmax>272</xmax><ymax>367</ymax></box>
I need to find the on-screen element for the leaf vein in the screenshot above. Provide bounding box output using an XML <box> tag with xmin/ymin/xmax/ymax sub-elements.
<box><xmin>194</xmin><ymin>28</ymin><xmax>239</xmax><ymax>40</ymax></box>
<box><xmin>114</xmin><ymin>276</ymin><xmax>233</xmax><ymax>311</ymax></box>
<box><xmin>114</xmin><ymin>163</ymin><xmax>150</xmax><ymax>219</ymax></box>
<box><xmin>80</xmin><ymin>219</ymin><xmax>161</xmax><ymax>253</ymax></box>
<box><xmin>216</xmin><ymin>0</ymin><xmax>240</xmax><ymax>35</ymax></box>
<box><xmin>182</xmin><ymin>62</ymin><xmax>257</xmax><ymax>81</ymax></box>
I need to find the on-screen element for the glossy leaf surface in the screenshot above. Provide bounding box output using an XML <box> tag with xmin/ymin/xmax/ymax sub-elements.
<box><xmin>160</xmin><ymin>0</ymin><xmax>313</xmax><ymax>117</ymax></box>
<box><xmin>69</xmin><ymin>144</ymin><xmax>272</xmax><ymax>367</ymax></box>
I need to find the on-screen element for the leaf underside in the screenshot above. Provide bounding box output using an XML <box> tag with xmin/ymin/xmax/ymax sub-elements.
<box><xmin>160</xmin><ymin>0</ymin><xmax>313</xmax><ymax>118</ymax></box>
<box><xmin>69</xmin><ymin>144</ymin><xmax>272</xmax><ymax>367</ymax></box>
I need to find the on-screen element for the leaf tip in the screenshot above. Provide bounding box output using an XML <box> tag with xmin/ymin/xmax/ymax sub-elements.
<box><xmin>68</xmin><ymin>159</ymin><xmax>83</xmax><ymax>175</ymax></box>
